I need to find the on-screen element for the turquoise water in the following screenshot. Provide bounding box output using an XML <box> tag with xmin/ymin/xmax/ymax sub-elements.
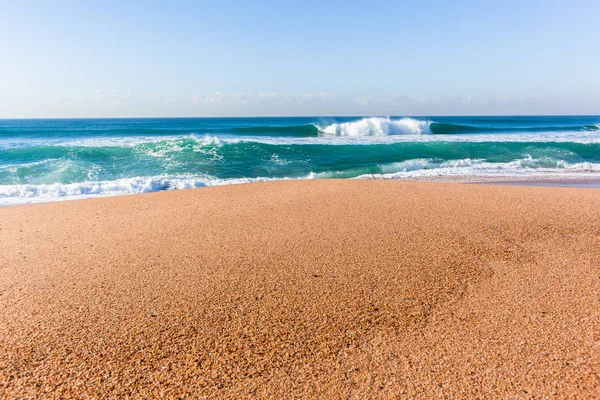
<box><xmin>1</xmin><ymin>116</ymin><xmax>600</xmax><ymax>204</ymax></box>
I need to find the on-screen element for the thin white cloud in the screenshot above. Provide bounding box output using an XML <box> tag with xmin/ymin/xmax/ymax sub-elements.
<box><xmin>0</xmin><ymin>90</ymin><xmax>597</xmax><ymax>118</ymax></box>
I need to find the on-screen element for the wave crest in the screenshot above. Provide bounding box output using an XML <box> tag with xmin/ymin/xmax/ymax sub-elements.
<box><xmin>317</xmin><ymin>118</ymin><xmax>600</xmax><ymax>137</ymax></box>
<box><xmin>319</xmin><ymin>117</ymin><xmax>431</xmax><ymax>136</ymax></box>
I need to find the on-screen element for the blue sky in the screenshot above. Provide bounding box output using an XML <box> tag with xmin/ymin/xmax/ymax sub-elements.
<box><xmin>1</xmin><ymin>0</ymin><xmax>599</xmax><ymax>117</ymax></box>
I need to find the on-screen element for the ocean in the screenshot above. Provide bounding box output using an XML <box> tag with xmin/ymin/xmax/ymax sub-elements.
<box><xmin>1</xmin><ymin>116</ymin><xmax>599</xmax><ymax>205</ymax></box>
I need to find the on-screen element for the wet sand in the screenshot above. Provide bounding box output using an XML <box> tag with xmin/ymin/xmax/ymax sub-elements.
<box><xmin>483</xmin><ymin>178</ymin><xmax>600</xmax><ymax>188</ymax></box>
<box><xmin>1</xmin><ymin>180</ymin><xmax>599</xmax><ymax>398</ymax></box>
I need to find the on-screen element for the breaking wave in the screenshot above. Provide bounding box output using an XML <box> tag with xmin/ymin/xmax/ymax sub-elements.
<box><xmin>318</xmin><ymin>117</ymin><xmax>432</xmax><ymax>136</ymax></box>
<box><xmin>0</xmin><ymin>175</ymin><xmax>289</xmax><ymax>205</ymax></box>
<box><xmin>2</xmin><ymin>116</ymin><xmax>600</xmax><ymax>205</ymax></box>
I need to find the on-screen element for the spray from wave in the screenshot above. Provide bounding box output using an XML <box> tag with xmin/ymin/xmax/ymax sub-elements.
<box><xmin>318</xmin><ymin>117</ymin><xmax>432</xmax><ymax>136</ymax></box>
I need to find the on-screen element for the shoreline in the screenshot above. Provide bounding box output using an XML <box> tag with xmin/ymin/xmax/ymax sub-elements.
<box><xmin>2</xmin><ymin>174</ymin><xmax>600</xmax><ymax>208</ymax></box>
<box><xmin>459</xmin><ymin>176</ymin><xmax>600</xmax><ymax>188</ymax></box>
<box><xmin>1</xmin><ymin>179</ymin><xmax>599</xmax><ymax>397</ymax></box>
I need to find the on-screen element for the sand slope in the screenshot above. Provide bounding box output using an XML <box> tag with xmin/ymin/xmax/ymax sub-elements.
<box><xmin>1</xmin><ymin>180</ymin><xmax>599</xmax><ymax>398</ymax></box>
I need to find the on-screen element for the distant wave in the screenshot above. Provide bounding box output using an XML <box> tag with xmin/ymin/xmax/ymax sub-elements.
<box><xmin>318</xmin><ymin>117</ymin><xmax>432</xmax><ymax>136</ymax></box>
<box><xmin>316</xmin><ymin>117</ymin><xmax>600</xmax><ymax>137</ymax></box>
<box><xmin>429</xmin><ymin>122</ymin><xmax>600</xmax><ymax>135</ymax></box>
<box><xmin>1</xmin><ymin>119</ymin><xmax>598</xmax><ymax>148</ymax></box>
<box><xmin>231</xmin><ymin>118</ymin><xmax>600</xmax><ymax>137</ymax></box>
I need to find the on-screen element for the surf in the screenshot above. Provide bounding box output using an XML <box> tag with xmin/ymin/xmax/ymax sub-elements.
<box><xmin>2</xmin><ymin>116</ymin><xmax>600</xmax><ymax>205</ymax></box>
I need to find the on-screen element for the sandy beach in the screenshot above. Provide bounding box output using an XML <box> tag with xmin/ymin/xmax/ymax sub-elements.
<box><xmin>1</xmin><ymin>180</ymin><xmax>599</xmax><ymax>398</ymax></box>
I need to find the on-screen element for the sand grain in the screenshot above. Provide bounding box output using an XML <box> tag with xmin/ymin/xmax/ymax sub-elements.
<box><xmin>1</xmin><ymin>180</ymin><xmax>599</xmax><ymax>398</ymax></box>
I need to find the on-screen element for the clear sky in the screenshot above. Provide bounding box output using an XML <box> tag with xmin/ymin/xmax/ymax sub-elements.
<box><xmin>1</xmin><ymin>0</ymin><xmax>599</xmax><ymax>117</ymax></box>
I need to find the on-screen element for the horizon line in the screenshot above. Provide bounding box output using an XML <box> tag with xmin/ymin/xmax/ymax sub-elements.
<box><xmin>1</xmin><ymin>113</ymin><xmax>599</xmax><ymax>121</ymax></box>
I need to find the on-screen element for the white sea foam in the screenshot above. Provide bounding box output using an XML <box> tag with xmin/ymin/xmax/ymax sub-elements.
<box><xmin>0</xmin><ymin>134</ymin><xmax>226</xmax><ymax>150</ymax></box>
<box><xmin>0</xmin><ymin>175</ymin><xmax>287</xmax><ymax>206</ymax></box>
<box><xmin>269</xmin><ymin>154</ymin><xmax>290</xmax><ymax>165</ymax></box>
<box><xmin>354</xmin><ymin>157</ymin><xmax>600</xmax><ymax>181</ymax></box>
<box><xmin>3</xmin><ymin>156</ymin><xmax>600</xmax><ymax>205</ymax></box>
<box><xmin>228</xmin><ymin>131</ymin><xmax>600</xmax><ymax>146</ymax></box>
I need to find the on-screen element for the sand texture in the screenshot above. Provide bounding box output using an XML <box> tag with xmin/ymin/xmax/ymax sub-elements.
<box><xmin>1</xmin><ymin>180</ymin><xmax>599</xmax><ymax>398</ymax></box>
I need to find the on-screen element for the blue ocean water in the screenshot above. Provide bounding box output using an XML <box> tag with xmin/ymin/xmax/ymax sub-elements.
<box><xmin>1</xmin><ymin>116</ymin><xmax>600</xmax><ymax>205</ymax></box>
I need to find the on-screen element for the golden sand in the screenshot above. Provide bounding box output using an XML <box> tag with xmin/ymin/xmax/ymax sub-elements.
<box><xmin>1</xmin><ymin>180</ymin><xmax>599</xmax><ymax>398</ymax></box>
